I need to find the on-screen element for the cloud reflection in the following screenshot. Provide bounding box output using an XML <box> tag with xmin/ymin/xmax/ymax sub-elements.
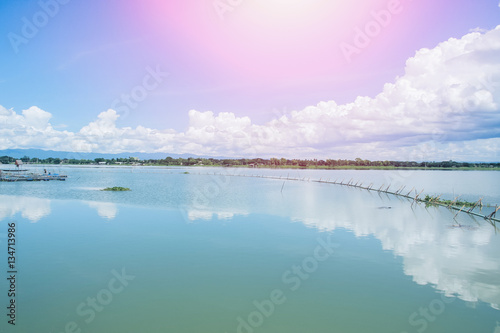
<box><xmin>294</xmin><ymin>199</ymin><xmax>500</xmax><ymax>311</ymax></box>
<box><xmin>184</xmin><ymin>193</ymin><xmax>500</xmax><ymax>311</ymax></box>
<box><xmin>0</xmin><ymin>195</ymin><xmax>119</xmax><ymax>222</ymax></box>
<box><xmin>86</xmin><ymin>201</ymin><xmax>118</xmax><ymax>220</ymax></box>
<box><xmin>0</xmin><ymin>195</ymin><xmax>51</xmax><ymax>223</ymax></box>
<box><xmin>185</xmin><ymin>209</ymin><xmax>248</xmax><ymax>221</ymax></box>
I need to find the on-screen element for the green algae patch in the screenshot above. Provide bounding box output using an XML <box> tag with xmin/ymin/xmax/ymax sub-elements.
<box><xmin>102</xmin><ymin>187</ymin><xmax>131</xmax><ymax>191</ymax></box>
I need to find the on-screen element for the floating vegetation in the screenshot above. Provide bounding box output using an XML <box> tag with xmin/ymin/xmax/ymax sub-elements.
<box><xmin>102</xmin><ymin>187</ymin><xmax>131</xmax><ymax>191</ymax></box>
<box><xmin>423</xmin><ymin>195</ymin><xmax>477</xmax><ymax>207</ymax></box>
<box><xmin>182</xmin><ymin>171</ymin><xmax>190</xmax><ymax>174</ymax></box>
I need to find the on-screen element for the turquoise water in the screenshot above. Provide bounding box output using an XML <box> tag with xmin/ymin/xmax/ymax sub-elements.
<box><xmin>1</xmin><ymin>166</ymin><xmax>499</xmax><ymax>332</ymax></box>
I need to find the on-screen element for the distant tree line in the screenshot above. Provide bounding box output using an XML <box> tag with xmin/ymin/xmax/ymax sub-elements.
<box><xmin>0</xmin><ymin>155</ymin><xmax>498</xmax><ymax>169</ymax></box>
<box><xmin>0</xmin><ymin>156</ymin><xmax>140</xmax><ymax>165</ymax></box>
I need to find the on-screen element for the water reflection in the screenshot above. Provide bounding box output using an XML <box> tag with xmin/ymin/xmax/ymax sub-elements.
<box><xmin>86</xmin><ymin>201</ymin><xmax>118</xmax><ymax>220</ymax></box>
<box><xmin>0</xmin><ymin>195</ymin><xmax>119</xmax><ymax>222</ymax></box>
<box><xmin>185</xmin><ymin>196</ymin><xmax>500</xmax><ymax>311</ymax></box>
<box><xmin>293</xmin><ymin>197</ymin><xmax>500</xmax><ymax>310</ymax></box>
<box><xmin>0</xmin><ymin>194</ymin><xmax>51</xmax><ymax>223</ymax></box>
<box><xmin>1</xmin><ymin>189</ymin><xmax>499</xmax><ymax>312</ymax></box>
<box><xmin>185</xmin><ymin>209</ymin><xmax>248</xmax><ymax>221</ymax></box>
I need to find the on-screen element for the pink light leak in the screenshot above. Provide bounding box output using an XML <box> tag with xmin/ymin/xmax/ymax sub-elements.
<box><xmin>128</xmin><ymin>0</ymin><xmax>429</xmax><ymax>97</ymax></box>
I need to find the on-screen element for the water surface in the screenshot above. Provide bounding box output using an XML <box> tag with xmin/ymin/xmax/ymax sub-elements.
<box><xmin>1</xmin><ymin>166</ymin><xmax>499</xmax><ymax>332</ymax></box>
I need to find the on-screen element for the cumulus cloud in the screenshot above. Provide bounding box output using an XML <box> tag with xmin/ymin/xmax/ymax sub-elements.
<box><xmin>1</xmin><ymin>26</ymin><xmax>500</xmax><ymax>160</ymax></box>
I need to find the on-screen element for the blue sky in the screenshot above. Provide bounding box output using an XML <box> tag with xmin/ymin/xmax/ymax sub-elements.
<box><xmin>0</xmin><ymin>0</ymin><xmax>499</xmax><ymax>160</ymax></box>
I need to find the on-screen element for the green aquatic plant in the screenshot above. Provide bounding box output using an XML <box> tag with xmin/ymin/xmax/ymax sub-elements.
<box><xmin>423</xmin><ymin>195</ymin><xmax>476</xmax><ymax>207</ymax></box>
<box><xmin>102</xmin><ymin>187</ymin><xmax>131</xmax><ymax>191</ymax></box>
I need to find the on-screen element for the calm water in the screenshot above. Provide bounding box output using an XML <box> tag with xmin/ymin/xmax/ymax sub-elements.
<box><xmin>1</xmin><ymin>166</ymin><xmax>499</xmax><ymax>333</ymax></box>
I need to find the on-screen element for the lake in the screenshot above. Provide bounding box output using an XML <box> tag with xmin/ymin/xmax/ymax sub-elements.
<box><xmin>1</xmin><ymin>166</ymin><xmax>499</xmax><ymax>333</ymax></box>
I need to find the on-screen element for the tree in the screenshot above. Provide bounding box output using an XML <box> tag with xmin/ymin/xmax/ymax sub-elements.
<box><xmin>0</xmin><ymin>156</ymin><xmax>14</xmax><ymax>164</ymax></box>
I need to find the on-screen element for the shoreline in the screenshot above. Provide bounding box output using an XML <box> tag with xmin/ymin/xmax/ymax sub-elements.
<box><xmin>3</xmin><ymin>164</ymin><xmax>499</xmax><ymax>171</ymax></box>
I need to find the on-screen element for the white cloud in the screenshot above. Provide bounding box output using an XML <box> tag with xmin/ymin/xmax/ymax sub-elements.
<box><xmin>1</xmin><ymin>26</ymin><xmax>500</xmax><ymax>160</ymax></box>
<box><xmin>470</xmin><ymin>27</ymin><xmax>488</xmax><ymax>33</ymax></box>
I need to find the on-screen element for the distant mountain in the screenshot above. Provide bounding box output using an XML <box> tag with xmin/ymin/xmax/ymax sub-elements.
<box><xmin>0</xmin><ymin>149</ymin><xmax>221</xmax><ymax>160</ymax></box>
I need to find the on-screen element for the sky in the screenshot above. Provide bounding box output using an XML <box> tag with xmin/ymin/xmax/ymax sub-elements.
<box><xmin>0</xmin><ymin>0</ymin><xmax>499</xmax><ymax>161</ymax></box>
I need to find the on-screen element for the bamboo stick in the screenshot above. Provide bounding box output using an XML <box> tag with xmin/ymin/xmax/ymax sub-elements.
<box><xmin>454</xmin><ymin>204</ymin><xmax>467</xmax><ymax>219</ymax></box>
<box><xmin>432</xmin><ymin>194</ymin><xmax>442</xmax><ymax>204</ymax></box>
<box><xmin>467</xmin><ymin>198</ymin><xmax>482</xmax><ymax>213</ymax></box>
<box><xmin>449</xmin><ymin>196</ymin><xmax>460</xmax><ymax>207</ymax></box>
<box><xmin>412</xmin><ymin>189</ymin><xmax>424</xmax><ymax>206</ymax></box>
<box><xmin>205</xmin><ymin>173</ymin><xmax>499</xmax><ymax>223</ymax></box>
<box><xmin>487</xmin><ymin>205</ymin><xmax>500</xmax><ymax>219</ymax></box>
